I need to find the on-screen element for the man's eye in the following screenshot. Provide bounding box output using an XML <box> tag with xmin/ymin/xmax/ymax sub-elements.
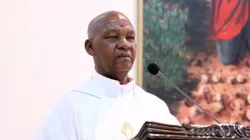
<box><xmin>127</xmin><ymin>36</ymin><xmax>135</xmax><ymax>40</ymax></box>
<box><xmin>106</xmin><ymin>36</ymin><xmax>118</xmax><ymax>39</ymax></box>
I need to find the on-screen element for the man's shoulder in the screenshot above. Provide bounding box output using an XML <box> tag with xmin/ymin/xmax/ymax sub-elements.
<box><xmin>57</xmin><ymin>80</ymin><xmax>103</xmax><ymax>109</ymax></box>
<box><xmin>69</xmin><ymin>78</ymin><xmax>103</xmax><ymax>99</ymax></box>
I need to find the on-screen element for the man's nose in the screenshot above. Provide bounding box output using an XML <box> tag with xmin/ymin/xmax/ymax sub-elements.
<box><xmin>117</xmin><ymin>38</ymin><xmax>131</xmax><ymax>50</ymax></box>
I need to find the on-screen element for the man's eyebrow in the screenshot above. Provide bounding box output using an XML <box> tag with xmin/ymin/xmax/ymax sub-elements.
<box><xmin>127</xmin><ymin>30</ymin><xmax>135</xmax><ymax>34</ymax></box>
<box><xmin>103</xmin><ymin>29</ymin><xmax>135</xmax><ymax>35</ymax></box>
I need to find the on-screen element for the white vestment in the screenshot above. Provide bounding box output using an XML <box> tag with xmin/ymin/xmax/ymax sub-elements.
<box><xmin>36</xmin><ymin>73</ymin><xmax>179</xmax><ymax>140</ymax></box>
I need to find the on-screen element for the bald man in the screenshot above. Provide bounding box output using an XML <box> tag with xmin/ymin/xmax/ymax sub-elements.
<box><xmin>35</xmin><ymin>11</ymin><xmax>179</xmax><ymax>140</ymax></box>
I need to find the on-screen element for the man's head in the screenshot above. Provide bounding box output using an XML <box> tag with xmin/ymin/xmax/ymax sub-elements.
<box><xmin>85</xmin><ymin>11</ymin><xmax>136</xmax><ymax>84</ymax></box>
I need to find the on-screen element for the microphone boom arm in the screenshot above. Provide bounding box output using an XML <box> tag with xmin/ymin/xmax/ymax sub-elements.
<box><xmin>157</xmin><ymin>72</ymin><xmax>221</xmax><ymax>124</ymax></box>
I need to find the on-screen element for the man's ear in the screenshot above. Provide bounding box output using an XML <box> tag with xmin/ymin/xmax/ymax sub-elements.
<box><xmin>84</xmin><ymin>39</ymin><xmax>95</xmax><ymax>56</ymax></box>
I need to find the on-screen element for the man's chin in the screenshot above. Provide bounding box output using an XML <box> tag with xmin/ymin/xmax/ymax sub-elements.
<box><xmin>114</xmin><ymin>64</ymin><xmax>133</xmax><ymax>73</ymax></box>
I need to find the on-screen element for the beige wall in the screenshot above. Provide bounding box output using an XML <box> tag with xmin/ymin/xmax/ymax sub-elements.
<box><xmin>0</xmin><ymin>0</ymin><xmax>137</xmax><ymax>139</ymax></box>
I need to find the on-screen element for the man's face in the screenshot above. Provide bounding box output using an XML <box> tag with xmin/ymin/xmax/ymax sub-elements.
<box><xmin>90</xmin><ymin>14</ymin><xmax>136</xmax><ymax>76</ymax></box>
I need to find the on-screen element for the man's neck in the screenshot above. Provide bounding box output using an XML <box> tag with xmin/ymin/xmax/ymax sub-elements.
<box><xmin>111</xmin><ymin>71</ymin><xmax>130</xmax><ymax>85</ymax></box>
<box><xmin>118</xmin><ymin>76</ymin><xmax>131</xmax><ymax>85</ymax></box>
<box><xmin>96</xmin><ymin>70</ymin><xmax>130</xmax><ymax>85</ymax></box>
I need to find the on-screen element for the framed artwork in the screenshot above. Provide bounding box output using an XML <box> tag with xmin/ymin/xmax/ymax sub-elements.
<box><xmin>137</xmin><ymin>0</ymin><xmax>250</xmax><ymax>126</ymax></box>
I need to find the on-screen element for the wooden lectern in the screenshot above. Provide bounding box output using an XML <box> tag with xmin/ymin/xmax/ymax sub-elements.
<box><xmin>132</xmin><ymin>121</ymin><xmax>250</xmax><ymax>140</ymax></box>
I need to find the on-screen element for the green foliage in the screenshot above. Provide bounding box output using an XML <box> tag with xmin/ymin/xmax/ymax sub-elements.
<box><xmin>143</xmin><ymin>0</ymin><xmax>188</xmax><ymax>91</ymax></box>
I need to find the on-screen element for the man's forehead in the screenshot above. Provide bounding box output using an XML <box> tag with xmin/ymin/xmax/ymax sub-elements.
<box><xmin>102</xmin><ymin>19</ymin><xmax>133</xmax><ymax>28</ymax></box>
<box><xmin>88</xmin><ymin>11</ymin><xmax>134</xmax><ymax>38</ymax></box>
<box><xmin>98</xmin><ymin>12</ymin><xmax>133</xmax><ymax>28</ymax></box>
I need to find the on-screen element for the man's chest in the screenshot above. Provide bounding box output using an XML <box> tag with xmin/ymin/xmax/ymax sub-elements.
<box><xmin>96</xmin><ymin>99</ymin><xmax>149</xmax><ymax>140</ymax></box>
<box><xmin>76</xmin><ymin>98</ymin><xmax>154</xmax><ymax>140</ymax></box>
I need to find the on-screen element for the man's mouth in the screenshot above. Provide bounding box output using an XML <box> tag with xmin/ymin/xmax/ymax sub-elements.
<box><xmin>117</xmin><ymin>54</ymin><xmax>132</xmax><ymax>61</ymax></box>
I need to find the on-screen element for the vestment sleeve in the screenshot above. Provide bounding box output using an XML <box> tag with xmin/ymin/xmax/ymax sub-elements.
<box><xmin>150</xmin><ymin>96</ymin><xmax>180</xmax><ymax>125</ymax></box>
<box><xmin>158</xmin><ymin>100</ymin><xmax>180</xmax><ymax>125</ymax></box>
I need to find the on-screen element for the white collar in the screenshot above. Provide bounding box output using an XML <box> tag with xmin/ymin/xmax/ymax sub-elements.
<box><xmin>91</xmin><ymin>72</ymin><xmax>136</xmax><ymax>98</ymax></box>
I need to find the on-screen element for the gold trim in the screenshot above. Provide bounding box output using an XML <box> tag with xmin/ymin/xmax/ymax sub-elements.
<box><xmin>136</xmin><ymin>0</ymin><xmax>144</xmax><ymax>87</ymax></box>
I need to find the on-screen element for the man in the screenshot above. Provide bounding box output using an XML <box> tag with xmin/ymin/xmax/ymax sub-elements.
<box><xmin>36</xmin><ymin>11</ymin><xmax>179</xmax><ymax>140</ymax></box>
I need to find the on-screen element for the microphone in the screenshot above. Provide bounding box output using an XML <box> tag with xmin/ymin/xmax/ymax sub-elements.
<box><xmin>147</xmin><ymin>63</ymin><xmax>220</xmax><ymax>124</ymax></box>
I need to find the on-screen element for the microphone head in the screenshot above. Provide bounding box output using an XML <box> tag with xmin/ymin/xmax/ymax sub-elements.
<box><xmin>147</xmin><ymin>63</ymin><xmax>160</xmax><ymax>75</ymax></box>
